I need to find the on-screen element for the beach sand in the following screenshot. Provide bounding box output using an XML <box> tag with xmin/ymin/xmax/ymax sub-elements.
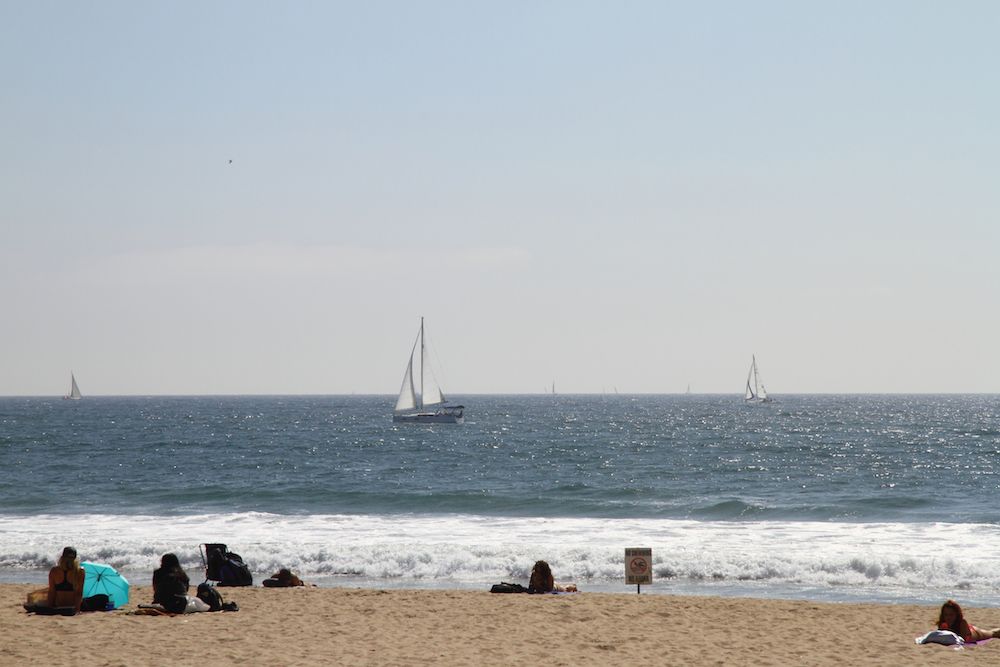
<box><xmin>2</xmin><ymin>584</ymin><xmax>998</xmax><ymax>665</ymax></box>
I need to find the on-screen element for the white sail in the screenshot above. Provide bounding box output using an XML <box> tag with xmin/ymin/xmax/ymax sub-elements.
<box><xmin>745</xmin><ymin>363</ymin><xmax>756</xmax><ymax>400</ymax></box>
<box><xmin>68</xmin><ymin>373</ymin><xmax>82</xmax><ymax>400</ymax></box>
<box><xmin>417</xmin><ymin>317</ymin><xmax>445</xmax><ymax>407</ymax></box>
<box><xmin>422</xmin><ymin>375</ymin><xmax>444</xmax><ymax>407</ymax></box>
<box><xmin>394</xmin><ymin>338</ymin><xmax>418</xmax><ymax>412</ymax></box>
<box><xmin>753</xmin><ymin>356</ymin><xmax>768</xmax><ymax>400</ymax></box>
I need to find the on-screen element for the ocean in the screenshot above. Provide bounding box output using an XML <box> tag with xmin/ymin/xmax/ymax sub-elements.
<box><xmin>2</xmin><ymin>394</ymin><xmax>998</xmax><ymax>604</ymax></box>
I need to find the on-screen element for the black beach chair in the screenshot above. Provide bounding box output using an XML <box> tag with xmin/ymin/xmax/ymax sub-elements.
<box><xmin>200</xmin><ymin>543</ymin><xmax>253</xmax><ymax>587</ymax></box>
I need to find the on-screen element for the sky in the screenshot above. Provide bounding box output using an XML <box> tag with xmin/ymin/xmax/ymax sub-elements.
<box><xmin>1</xmin><ymin>1</ymin><xmax>998</xmax><ymax>395</ymax></box>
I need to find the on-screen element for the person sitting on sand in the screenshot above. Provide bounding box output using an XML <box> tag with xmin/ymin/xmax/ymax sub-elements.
<box><xmin>262</xmin><ymin>568</ymin><xmax>305</xmax><ymax>587</ymax></box>
<box><xmin>152</xmin><ymin>553</ymin><xmax>196</xmax><ymax>613</ymax></box>
<box><xmin>27</xmin><ymin>546</ymin><xmax>86</xmax><ymax>614</ymax></box>
<box><xmin>937</xmin><ymin>600</ymin><xmax>1000</xmax><ymax>642</ymax></box>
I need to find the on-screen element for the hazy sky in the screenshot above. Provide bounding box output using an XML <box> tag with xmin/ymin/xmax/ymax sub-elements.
<box><xmin>2</xmin><ymin>1</ymin><xmax>998</xmax><ymax>395</ymax></box>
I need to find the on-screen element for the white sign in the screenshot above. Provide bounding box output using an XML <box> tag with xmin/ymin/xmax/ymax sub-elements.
<box><xmin>625</xmin><ymin>547</ymin><xmax>652</xmax><ymax>585</ymax></box>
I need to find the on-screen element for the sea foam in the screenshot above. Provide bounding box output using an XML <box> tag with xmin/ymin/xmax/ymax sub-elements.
<box><xmin>2</xmin><ymin>512</ymin><xmax>998</xmax><ymax>604</ymax></box>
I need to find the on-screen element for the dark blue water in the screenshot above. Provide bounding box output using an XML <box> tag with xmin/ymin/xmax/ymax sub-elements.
<box><xmin>2</xmin><ymin>394</ymin><xmax>998</xmax><ymax>522</ymax></box>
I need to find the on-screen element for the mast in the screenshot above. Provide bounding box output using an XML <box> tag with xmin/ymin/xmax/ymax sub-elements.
<box><xmin>419</xmin><ymin>316</ymin><xmax>425</xmax><ymax>410</ymax></box>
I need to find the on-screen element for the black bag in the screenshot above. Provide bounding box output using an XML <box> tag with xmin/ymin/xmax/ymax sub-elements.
<box><xmin>80</xmin><ymin>594</ymin><xmax>111</xmax><ymax>612</ymax></box>
<box><xmin>490</xmin><ymin>582</ymin><xmax>527</xmax><ymax>594</ymax></box>
<box><xmin>196</xmin><ymin>582</ymin><xmax>224</xmax><ymax>611</ymax></box>
<box><xmin>205</xmin><ymin>544</ymin><xmax>253</xmax><ymax>587</ymax></box>
<box><xmin>218</xmin><ymin>552</ymin><xmax>253</xmax><ymax>587</ymax></box>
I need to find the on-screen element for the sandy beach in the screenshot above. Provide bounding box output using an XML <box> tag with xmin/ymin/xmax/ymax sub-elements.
<box><xmin>2</xmin><ymin>584</ymin><xmax>998</xmax><ymax>666</ymax></box>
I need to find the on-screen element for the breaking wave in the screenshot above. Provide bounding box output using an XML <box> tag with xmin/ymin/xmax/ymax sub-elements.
<box><xmin>2</xmin><ymin>512</ymin><xmax>998</xmax><ymax>603</ymax></box>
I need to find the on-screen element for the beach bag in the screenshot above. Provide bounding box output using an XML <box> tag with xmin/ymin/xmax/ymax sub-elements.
<box><xmin>218</xmin><ymin>552</ymin><xmax>253</xmax><ymax>587</ymax></box>
<box><xmin>206</xmin><ymin>544</ymin><xmax>253</xmax><ymax>587</ymax></box>
<box><xmin>80</xmin><ymin>594</ymin><xmax>111</xmax><ymax>612</ymax></box>
<box><xmin>196</xmin><ymin>583</ymin><xmax>224</xmax><ymax>611</ymax></box>
<box><xmin>490</xmin><ymin>582</ymin><xmax>527</xmax><ymax>594</ymax></box>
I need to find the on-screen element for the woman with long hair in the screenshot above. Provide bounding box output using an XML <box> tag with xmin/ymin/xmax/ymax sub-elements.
<box><xmin>49</xmin><ymin>546</ymin><xmax>85</xmax><ymax>612</ymax></box>
<box><xmin>937</xmin><ymin>600</ymin><xmax>1000</xmax><ymax>642</ymax></box>
<box><xmin>528</xmin><ymin>560</ymin><xmax>554</xmax><ymax>593</ymax></box>
<box><xmin>152</xmin><ymin>553</ymin><xmax>191</xmax><ymax>613</ymax></box>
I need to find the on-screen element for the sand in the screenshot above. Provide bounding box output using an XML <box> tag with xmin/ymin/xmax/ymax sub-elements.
<box><xmin>2</xmin><ymin>584</ymin><xmax>998</xmax><ymax>665</ymax></box>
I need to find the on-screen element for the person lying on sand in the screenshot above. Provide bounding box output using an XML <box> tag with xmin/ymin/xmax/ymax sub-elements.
<box><xmin>262</xmin><ymin>568</ymin><xmax>306</xmax><ymax>587</ymax></box>
<box><xmin>528</xmin><ymin>560</ymin><xmax>577</xmax><ymax>593</ymax></box>
<box><xmin>938</xmin><ymin>600</ymin><xmax>1000</xmax><ymax>642</ymax></box>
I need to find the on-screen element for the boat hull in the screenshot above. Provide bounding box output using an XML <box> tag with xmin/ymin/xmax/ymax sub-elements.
<box><xmin>393</xmin><ymin>407</ymin><xmax>464</xmax><ymax>424</ymax></box>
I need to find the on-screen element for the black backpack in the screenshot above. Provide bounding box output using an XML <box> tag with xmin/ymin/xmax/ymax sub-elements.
<box><xmin>196</xmin><ymin>582</ymin><xmax>224</xmax><ymax>611</ymax></box>
<box><xmin>218</xmin><ymin>552</ymin><xmax>253</xmax><ymax>587</ymax></box>
<box><xmin>206</xmin><ymin>544</ymin><xmax>254</xmax><ymax>587</ymax></box>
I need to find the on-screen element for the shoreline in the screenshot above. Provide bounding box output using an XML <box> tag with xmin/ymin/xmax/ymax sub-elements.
<box><xmin>2</xmin><ymin>584</ymin><xmax>999</xmax><ymax>665</ymax></box>
<box><xmin>0</xmin><ymin>572</ymin><xmax>995</xmax><ymax>608</ymax></box>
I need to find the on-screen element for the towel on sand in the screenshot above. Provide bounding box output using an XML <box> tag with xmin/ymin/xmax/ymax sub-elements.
<box><xmin>916</xmin><ymin>630</ymin><xmax>994</xmax><ymax>649</ymax></box>
<box><xmin>915</xmin><ymin>630</ymin><xmax>964</xmax><ymax>646</ymax></box>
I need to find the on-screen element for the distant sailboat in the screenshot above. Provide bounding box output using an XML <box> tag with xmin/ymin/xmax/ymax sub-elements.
<box><xmin>64</xmin><ymin>373</ymin><xmax>82</xmax><ymax>401</ymax></box>
<box><xmin>686</xmin><ymin>384</ymin><xmax>691</xmax><ymax>395</ymax></box>
<box><xmin>393</xmin><ymin>318</ymin><xmax>464</xmax><ymax>424</ymax></box>
<box><xmin>744</xmin><ymin>355</ymin><xmax>771</xmax><ymax>404</ymax></box>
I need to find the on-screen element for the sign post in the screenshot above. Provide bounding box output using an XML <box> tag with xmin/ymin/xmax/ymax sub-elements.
<box><xmin>625</xmin><ymin>547</ymin><xmax>652</xmax><ymax>594</ymax></box>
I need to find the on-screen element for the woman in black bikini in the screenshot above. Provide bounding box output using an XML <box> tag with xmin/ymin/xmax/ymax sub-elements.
<box><xmin>47</xmin><ymin>546</ymin><xmax>85</xmax><ymax>613</ymax></box>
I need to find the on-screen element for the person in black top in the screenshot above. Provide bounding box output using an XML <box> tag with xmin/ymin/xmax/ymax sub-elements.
<box><xmin>48</xmin><ymin>546</ymin><xmax>86</xmax><ymax>612</ymax></box>
<box><xmin>23</xmin><ymin>546</ymin><xmax>86</xmax><ymax>614</ymax></box>
<box><xmin>152</xmin><ymin>553</ymin><xmax>190</xmax><ymax>613</ymax></box>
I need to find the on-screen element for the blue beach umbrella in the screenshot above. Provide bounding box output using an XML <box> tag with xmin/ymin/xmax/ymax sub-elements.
<box><xmin>81</xmin><ymin>562</ymin><xmax>130</xmax><ymax>608</ymax></box>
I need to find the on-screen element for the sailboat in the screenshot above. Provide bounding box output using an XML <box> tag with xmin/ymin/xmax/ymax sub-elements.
<box><xmin>744</xmin><ymin>355</ymin><xmax>771</xmax><ymax>404</ymax></box>
<box><xmin>63</xmin><ymin>372</ymin><xmax>82</xmax><ymax>400</ymax></box>
<box><xmin>393</xmin><ymin>318</ymin><xmax>464</xmax><ymax>424</ymax></box>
